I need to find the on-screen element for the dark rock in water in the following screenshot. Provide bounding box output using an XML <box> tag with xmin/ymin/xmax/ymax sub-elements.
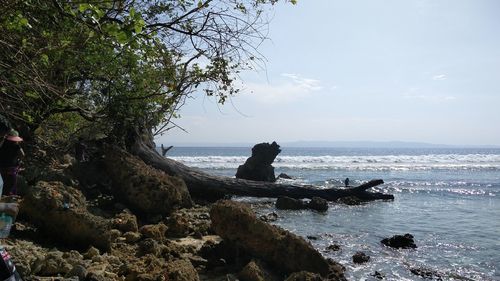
<box><xmin>308</xmin><ymin>197</ymin><xmax>328</xmax><ymax>212</ymax></box>
<box><xmin>235</xmin><ymin>142</ymin><xmax>281</xmax><ymax>182</ymax></box>
<box><xmin>277</xmin><ymin>173</ymin><xmax>293</xmax><ymax>179</ymax></box>
<box><xmin>336</xmin><ymin>196</ymin><xmax>364</xmax><ymax>205</ymax></box>
<box><xmin>210</xmin><ymin>200</ymin><xmax>345</xmax><ymax>279</ymax></box>
<box><xmin>307</xmin><ymin>235</ymin><xmax>319</xmax><ymax>240</ymax></box>
<box><xmin>326</xmin><ymin>244</ymin><xmax>341</xmax><ymax>252</ymax></box>
<box><xmin>381</xmin><ymin>233</ymin><xmax>417</xmax><ymax>249</ymax></box>
<box><xmin>259</xmin><ymin>212</ymin><xmax>278</xmax><ymax>222</ymax></box>
<box><xmin>371</xmin><ymin>271</ymin><xmax>385</xmax><ymax>279</ymax></box>
<box><xmin>352</xmin><ymin>251</ymin><xmax>370</xmax><ymax>264</ymax></box>
<box><xmin>276</xmin><ymin>196</ymin><xmax>307</xmax><ymax>210</ymax></box>
<box><xmin>276</xmin><ymin>196</ymin><xmax>329</xmax><ymax>212</ymax></box>
<box><xmin>285</xmin><ymin>271</ymin><xmax>323</xmax><ymax>281</ymax></box>
<box><xmin>410</xmin><ymin>267</ymin><xmax>443</xmax><ymax>280</ymax></box>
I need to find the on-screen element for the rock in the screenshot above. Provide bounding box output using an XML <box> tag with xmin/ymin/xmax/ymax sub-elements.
<box><xmin>210</xmin><ymin>200</ymin><xmax>345</xmax><ymax>279</ymax></box>
<box><xmin>199</xmin><ymin>240</ymin><xmax>249</xmax><ymax>268</ymax></box>
<box><xmin>336</xmin><ymin>196</ymin><xmax>364</xmax><ymax>205</ymax></box>
<box><xmin>139</xmin><ymin>223</ymin><xmax>167</xmax><ymax>242</ymax></box>
<box><xmin>352</xmin><ymin>252</ymin><xmax>370</xmax><ymax>264</ymax></box>
<box><xmin>277</xmin><ymin>173</ymin><xmax>293</xmax><ymax>179</ymax></box>
<box><xmin>381</xmin><ymin>233</ymin><xmax>417</xmax><ymax>249</ymax></box>
<box><xmin>167</xmin><ymin>212</ymin><xmax>191</xmax><ymax>237</ymax></box>
<box><xmin>124</xmin><ymin>231</ymin><xmax>141</xmax><ymax>243</ymax></box>
<box><xmin>235</xmin><ymin>142</ymin><xmax>281</xmax><ymax>182</ymax></box>
<box><xmin>83</xmin><ymin>247</ymin><xmax>100</xmax><ymax>259</ymax></box>
<box><xmin>138</xmin><ymin>238</ymin><xmax>161</xmax><ymax>256</ymax></box>
<box><xmin>306</xmin><ymin>236</ymin><xmax>319</xmax><ymax>240</ymax></box>
<box><xmin>276</xmin><ymin>196</ymin><xmax>307</xmax><ymax>210</ymax></box>
<box><xmin>238</xmin><ymin>260</ymin><xmax>280</xmax><ymax>281</ymax></box>
<box><xmin>307</xmin><ymin>197</ymin><xmax>328</xmax><ymax>212</ymax></box>
<box><xmin>326</xmin><ymin>244</ymin><xmax>341</xmax><ymax>252</ymax></box>
<box><xmin>66</xmin><ymin>265</ymin><xmax>87</xmax><ymax>280</ymax></box>
<box><xmin>259</xmin><ymin>212</ymin><xmax>278</xmax><ymax>222</ymax></box>
<box><xmin>20</xmin><ymin>181</ymin><xmax>113</xmax><ymax>251</ymax></box>
<box><xmin>37</xmin><ymin>251</ymin><xmax>73</xmax><ymax>276</ymax></box>
<box><xmin>113</xmin><ymin>211</ymin><xmax>138</xmax><ymax>233</ymax></box>
<box><xmin>103</xmin><ymin>147</ymin><xmax>193</xmax><ymax>216</ymax></box>
<box><xmin>285</xmin><ymin>271</ymin><xmax>324</xmax><ymax>281</ymax></box>
<box><xmin>164</xmin><ymin>259</ymin><xmax>200</xmax><ymax>281</ymax></box>
<box><xmin>371</xmin><ymin>271</ymin><xmax>385</xmax><ymax>279</ymax></box>
<box><xmin>409</xmin><ymin>267</ymin><xmax>443</xmax><ymax>280</ymax></box>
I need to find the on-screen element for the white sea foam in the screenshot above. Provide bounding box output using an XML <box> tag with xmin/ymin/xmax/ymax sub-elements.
<box><xmin>169</xmin><ymin>154</ymin><xmax>500</xmax><ymax>171</ymax></box>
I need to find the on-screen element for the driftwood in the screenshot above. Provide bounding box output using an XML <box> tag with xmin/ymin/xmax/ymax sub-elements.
<box><xmin>161</xmin><ymin>144</ymin><xmax>174</xmax><ymax>156</ymax></box>
<box><xmin>132</xmin><ymin>138</ymin><xmax>394</xmax><ymax>201</ymax></box>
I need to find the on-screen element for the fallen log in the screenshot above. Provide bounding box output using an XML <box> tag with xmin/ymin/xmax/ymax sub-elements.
<box><xmin>131</xmin><ymin>138</ymin><xmax>394</xmax><ymax>201</ymax></box>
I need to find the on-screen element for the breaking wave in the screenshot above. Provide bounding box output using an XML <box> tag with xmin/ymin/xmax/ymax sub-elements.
<box><xmin>169</xmin><ymin>154</ymin><xmax>500</xmax><ymax>171</ymax></box>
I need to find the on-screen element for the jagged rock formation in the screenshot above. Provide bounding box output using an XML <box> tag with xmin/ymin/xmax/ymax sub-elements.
<box><xmin>235</xmin><ymin>142</ymin><xmax>282</xmax><ymax>182</ymax></box>
<box><xmin>210</xmin><ymin>200</ymin><xmax>346</xmax><ymax>280</ymax></box>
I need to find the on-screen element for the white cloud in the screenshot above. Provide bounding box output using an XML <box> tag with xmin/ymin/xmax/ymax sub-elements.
<box><xmin>281</xmin><ymin>73</ymin><xmax>323</xmax><ymax>91</ymax></box>
<box><xmin>432</xmin><ymin>74</ymin><xmax>447</xmax><ymax>81</ymax></box>
<box><xmin>241</xmin><ymin>73</ymin><xmax>323</xmax><ymax>104</ymax></box>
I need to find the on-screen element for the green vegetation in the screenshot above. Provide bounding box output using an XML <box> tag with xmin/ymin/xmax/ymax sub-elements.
<box><xmin>1</xmin><ymin>0</ymin><xmax>294</xmax><ymax>147</ymax></box>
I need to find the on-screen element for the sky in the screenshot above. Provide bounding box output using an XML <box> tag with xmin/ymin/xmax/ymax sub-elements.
<box><xmin>157</xmin><ymin>0</ymin><xmax>500</xmax><ymax>146</ymax></box>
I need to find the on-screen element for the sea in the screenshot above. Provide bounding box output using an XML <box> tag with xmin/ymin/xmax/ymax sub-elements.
<box><xmin>166</xmin><ymin>146</ymin><xmax>500</xmax><ymax>281</ymax></box>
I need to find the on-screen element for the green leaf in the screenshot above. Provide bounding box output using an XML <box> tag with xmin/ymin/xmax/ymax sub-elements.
<box><xmin>40</xmin><ymin>54</ymin><xmax>49</xmax><ymax>65</ymax></box>
<box><xmin>116</xmin><ymin>31</ymin><xmax>129</xmax><ymax>44</ymax></box>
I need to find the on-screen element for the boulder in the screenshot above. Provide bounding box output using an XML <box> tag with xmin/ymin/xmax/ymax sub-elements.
<box><xmin>166</xmin><ymin>212</ymin><xmax>191</xmax><ymax>237</ymax></box>
<box><xmin>139</xmin><ymin>223</ymin><xmax>167</xmax><ymax>242</ymax></box>
<box><xmin>276</xmin><ymin>197</ymin><xmax>306</xmax><ymax>210</ymax></box>
<box><xmin>103</xmin><ymin>147</ymin><xmax>192</xmax><ymax>216</ymax></box>
<box><xmin>238</xmin><ymin>260</ymin><xmax>280</xmax><ymax>281</ymax></box>
<box><xmin>113</xmin><ymin>211</ymin><xmax>138</xmax><ymax>233</ymax></box>
<box><xmin>164</xmin><ymin>259</ymin><xmax>200</xmax><ymax>281</ymax></box>
<box><xmin>326</xmin><ymin>244</ymin><xmax>341</xmax><ymax>252</ymax></box>
<box><xmin>307</xmin><ymin>197</ymin><xmax>328</xmax><ymax>212</ymax></box>
<box><xmin>352</xmin><ymin>252</ymin><xmax>370</xmax><ymax>264</ymax></box>
<box><xmin>210</xmin><ymin>200</ymin><xmax>345</xmax><ymax>279</ymax></box>
<box><xmin>20</xmin><ymin>181</ymin><xmax>113</xmax><ymax>251</ymax></box>
<box><xmin>381</xmin><ymin>233</ymin><xmax>417</xmax><ymax>249</ymax></box>
<box><xmin>235</xmin><ymin>142</ymin><xmax>281</xmax><ymax>182</ymax></box>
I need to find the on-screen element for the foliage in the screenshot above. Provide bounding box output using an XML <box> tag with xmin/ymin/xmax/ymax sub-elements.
<box><xmin>0</xmin><ymin>0</ymin><xmax>295</xmax><ymax>146</ymax></box>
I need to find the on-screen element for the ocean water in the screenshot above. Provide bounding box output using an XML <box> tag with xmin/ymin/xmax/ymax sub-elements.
<box><xmin>166</xmin><ymin>147</ymin><xmax>500</xmax><ymax>280</ymax></box>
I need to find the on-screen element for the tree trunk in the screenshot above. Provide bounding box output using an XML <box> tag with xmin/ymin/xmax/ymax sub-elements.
<box><xmin>131</xmin><ymin>136</ymin><xmax>394</xmax><ymax>201</ymax></box>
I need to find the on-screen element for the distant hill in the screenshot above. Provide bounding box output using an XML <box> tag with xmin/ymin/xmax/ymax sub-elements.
<box><xmin>159</xmin><ymin>140</ymin><xmax>500</xmax><ymax>148</ymax></box>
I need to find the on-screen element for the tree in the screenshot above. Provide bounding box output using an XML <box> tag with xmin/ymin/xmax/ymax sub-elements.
<box><xmin>1</xmin><ymin>1</ymin><xmax>392</xmax><ymax>202</ymax></box>
<box><xmin>1</xmin><ymin>0</ymin><xmax>294</xmax><ymax>146</ymax></box>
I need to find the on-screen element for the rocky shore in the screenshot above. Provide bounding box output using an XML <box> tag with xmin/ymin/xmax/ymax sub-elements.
<box><xmin>3</xmin><ymin>151</ymin><xmax>354</xmax><ymax>281</ymax></box>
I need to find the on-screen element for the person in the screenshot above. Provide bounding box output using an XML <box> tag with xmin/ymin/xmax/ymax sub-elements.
<box><xmin>74</xmin><ymin>137</ymin><xmax>88</xmax><ymax>162</ymax></box>
<box><xmin>0</xmin><ymin>130</ymin><xmax>24</xmax><ymax>196</ymax></box>
<box><xmin>344</xmin><ymin>177</ymin><xmax>350</xmax><ymax>187</ymax></box>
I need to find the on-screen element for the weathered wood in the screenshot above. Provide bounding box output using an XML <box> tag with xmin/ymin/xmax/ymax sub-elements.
<box><xmin>161</xmin><ymin>144</ymin><xmax>174</xmax><ymax>156</ymax></box>
<box><xmin>132</xmin><ymin>139</ymin><xmax>394</xmax><ymax>201</ymax></box>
